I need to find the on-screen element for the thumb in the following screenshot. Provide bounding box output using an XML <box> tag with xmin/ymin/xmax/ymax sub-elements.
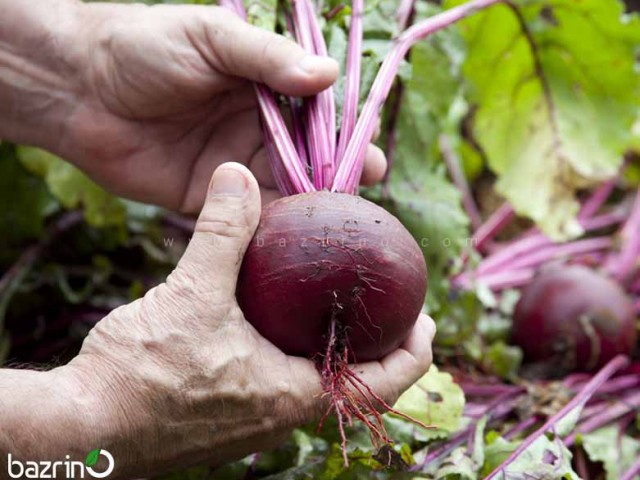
<box><xmin>199</xmin><ymin>7</ymin><xmax>339</xmax><ymax>96</ymax></box>
<box><xmin>174</xmin><ymin>162</ymin><xmax>261</xmax><ymax>297</ymax></box>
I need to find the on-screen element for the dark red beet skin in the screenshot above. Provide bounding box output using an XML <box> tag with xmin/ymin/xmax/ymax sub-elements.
<box><xmin>237</xmin><ymin>191</ymin><xmax>428</xmax><ymax>362</ymax></box>
<box><xmin>512</xmin><ymin>265</ymin><xmax>637</xmax><ymax>372</ymax></box>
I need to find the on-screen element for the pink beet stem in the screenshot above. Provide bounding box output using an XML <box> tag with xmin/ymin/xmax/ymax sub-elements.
<box><xmin>440</xmin><ymin>134</ymin><xmax>483</xmax><ymax>230</ymax></box>
<box><xmin>332</xmin><ymin>0</ymin><xmax>506</xmax><ymax>193</ymax></box>
<box><xmin>621</xmin><ymin>456</ymin><xmax>640</xmax><ymax>480</ymax></box>
<box><xmin>475</xmin><ymin>211</ymin><xmax>623</xmax><ymax>277</ymax></box>
<box><xmin>335</xmin><ymin>0</ymin><xmax>364</xmax><ymax>166</ymax></box>
<box><xmin>565</xmin><ymin>389</ymin><xmax>640</xmax><ymax>446</ymax></box>
<box><xmin>256</xmin><ymin>84</ymin><xmax>315</xmax><ymax>193</ymax></box>
<box><xmin>492</xmin><ymin>237</ymin><xmax>612</xmax><ymax>273</ymax></box>
<box><xmin>221</xmin><ymin>1</ymin><xmax>313</xmax><ymax>194</ymax></box>
<box><xmin>396</xmin><ymin>0</ymin><xmax>417</xmax><ymax>31</ymax></box>
<box><xmin>607</xmin><ymin>189</ymin><xmax>640</xmax><ymax>283</ymax></box>
<box><xmin>292</xmin><ymin>0</ymin><xmax>334</xmax><ymax>189</ymax></box>
<box><xmin>578</xmin><ymin>179</ymin><xmax>616</xmax><ymax>221</ymax></box>
<box><xmin>485</xmin><ymin>355</ymin><xmax>630</xmax><ymax>479</ymax></box>
<box><xmin>473</xmin><ymin>203</ymin><xmax>516</xmax><ymax>252</ymax></box>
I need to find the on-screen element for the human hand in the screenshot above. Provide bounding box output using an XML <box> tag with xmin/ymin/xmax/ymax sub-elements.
<box><xmin>41</xmin><ymin>163</ymin><xmax>434</xmax><ymax>478</ymax></box>
<box><xmin>0</xmin><ymin>0</ymin><xmax>387</xmax><ymax>212</ymax></box>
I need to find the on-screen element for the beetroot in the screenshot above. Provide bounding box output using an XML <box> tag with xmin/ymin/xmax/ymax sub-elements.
<box><xmin>220</xmin><ymin>0</ymin><xmax>472</xmax><ymax>462</ymax></box>
<box><xmin>512</xmin><ymin>265</ymin><xmax>637</xmax><ymax>372</ymax></box>
<box><xmin>238</xmin><ymin>191</ymin><xmax>427</xmax><ymax>363</ymax></box>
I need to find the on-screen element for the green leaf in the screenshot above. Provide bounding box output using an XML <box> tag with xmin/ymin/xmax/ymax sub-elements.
<box><xmin>0</xmin><ymin>144</ymin><xmax>55</xmax><ymax>249</ymax></box>
<box><xmin>245</xmin><ymin>0</ymin><xmax>277</xmax><ymax>30</ymax></box>
<box><xmin>582</xmin><ymin>425</ymin><xmax>640</xmax><ymax>480</ymax></box>
<box><xmin>554</xmin><ymin>400</ymin><xmax>586</xmax><ymax>438</ymax></box>
<box><xmin>482</xmin><ymin>432</ymin><xmax>517</xmax><ymax>476</ymax></box>
<box><xmin>436</xmin><ymin>447</ymin><xmax>478</xmax><ymax>480</ymax></box>
<box><xmin>450</xmin><ymin>0</ymin><xmax>640</xmax><ymax>239</ymax></box>
<box><xmin>483</xmin><ymin>341</ymin><xmax>523</xmax><ymax>380</ymax></box>
<box><xmin>495</xmin><ymin>434</ymin><xmax>580</xmax><ymax>479</ymax></box>
<box><xmin>85</xmin><ymin>448</ymin><xmax>100</xmax><ymax>468</ymax></box>
<box><xmin>375</xmin><ymin>171</ymin><xmax>470</xmax><ymax>312</ymax></box>
<box><xmin>471</xmin><ymin>416</ymin><xmax>488</xmax><ymax>467</ymax></box>
<box><xmin>390</xmin><ymin>365</ymin><xmax>466</xmax><ymax>442</ymax></box>
<box><xmin>436</xmin><ymin>417</ymin><xmax>487</xmax><ymax>479</ymax></box>
<box><xmin>17</xmin><ymin>146</ymin><xmax>126</xmax><ymax>228</ymax></box>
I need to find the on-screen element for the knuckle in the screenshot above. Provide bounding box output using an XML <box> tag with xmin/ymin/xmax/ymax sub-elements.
<box><xmin>197</xmin><ymin>197</ymin><xmax>252</xmax><ymax>238</ymax></box>
<box><xmin>196</xmin><ymin>217</ymin><xmax>246</xmax><ymax>239</ymax></box>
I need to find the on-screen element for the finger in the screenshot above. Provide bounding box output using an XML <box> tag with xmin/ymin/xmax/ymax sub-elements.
<box><xmin>356</xmin><ymin>314</ymin><xmax>436</xmax><ymax>405</ymax></box>
<box><xmin>360</xmin><ymin>144</ymin><xmax>388</xmax><ymax>186</ymax></box>
<box><xmin>201</xmin><ymin>8</ymin><xmax>339</xmax><ymax>96</ymax></box>
<box><xmin>173</xmin><ymin>163</ymin><xmax>261</xmax><ymax>296</ymax></box>
<box><xmin>288</xmin><ymin>314</ymin><xmax>435</xmax><ymax>423</ymax></box>
<box><xmin>381</xmin><ymin>314</ymin><xmax>436</xmax><ymax>386</ymax></box>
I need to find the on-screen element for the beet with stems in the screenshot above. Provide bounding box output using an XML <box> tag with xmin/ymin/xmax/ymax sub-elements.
<box><xmin>221</xmin><ymin>0</ymin><xmax>503</xmax><ymax>463</ymax></box>
<box><xmin>512</xmin><ymin>265</ymin><xmax>637</xmax><ymax>372</ymax></box>
<box><xmin>238</xmin><ymin>191</ymin><xmax>427</xmax><ymax>362</ymax></box>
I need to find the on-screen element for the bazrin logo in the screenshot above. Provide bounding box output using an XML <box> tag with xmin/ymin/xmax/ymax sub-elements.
<box><xmin>7</xmin><ymin>448</ymin><xmax>114</xmax><ymax>478</ymax></box>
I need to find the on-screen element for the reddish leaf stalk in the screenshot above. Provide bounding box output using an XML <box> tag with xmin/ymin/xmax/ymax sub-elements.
<box><xmin>303</xmin><ymin>0</ymin><xmax>336</xmax><ymax>164</ymax></box>
<box><xmin>485</xmin><ymin>355</ymin><xmax>630</xmax><ymax>479</ymax></box>
<box><xmin>259</xmin><ymin>116</ymin><xmax>296</xmax><ymax>196</ymax></box>
<box><xmin>454</xmin><ymin>268</ymin><xmax>534</xmax><ymax>291</ymax></box>
<box><xmin>564</xmin><ymin>389</ymin><xmax>640</xmax><ymax>446</ymax></box>
<box><xmin>607</xmin><ymin>189</ymin><xmax>640</xmax><ymax>283</ymax></box>
<box><xmin>621</xmin><ymin>456</ymin><xmax>640</xmax><ymax>480</ymax></box>
<box><xmin>578</xmin><ymin>179</ymin><xmax>616</xmax><ymax>221</ymax></box>
<box><xmin>440</xmin><ymin>134</ymin><xmax>483</xmax><ymax>230</ymax></box>
<box><xmin>396</xmin><ymin>0</ymin><xmax>417</xmax><ymax>31</ymax></box>
<box><xmin>456</xmin><ymin>235</ymin><xmax>614</xmax><ymax>290</ymax></box>
<box><xmin>288</xmin><ymin>96</ymin><xmax>310</xmax><ymax>168</ymax></box>
<box><xmin>469</xmin><ymin>184</ymin><xmax>625</xmax><ymax>280</ymax></box>
<box><xmin>221</xmin><ymin>3</ymin><xmax>313</xmax><ymax>193</ymax></box>
<box><xmin>332</xmin><ymin>0</ymin><xmax>506</xmax><ymax>193</ymax></box>
<box><xmin>503</xmin><ymin>416</ymin><xmax>539</xmax><ymax>440</ymax></box>
<box><xmin>256</xmin><ymin>84</ymin><xmax>314</xmax><ymax>192</ymax></box>
<box><xmin>487</xmin><ymin>237</ymin><xmax>612</xmax><ymax>273</ymax></box>
<box><xmin>473</xmin><ymin>203</ymin><xmax>515</xmax><ymax>252</ymax></box>
<box><xmin>381</xmin><ymin>0</ymin><xmax>415</xmax><ymax>198</ymax></box>
<box><xmin>292</xmin><ymin>0</ymin><xmax>334</xmax><ymax>188</ymax></box>
<box><xmin>335</xmin><ymin>0</ymin><xmax>364</xmax><ymax>165</ymax></box>
<box><xmin>460</xmin><ymin>210</ymin><xmax>624</xmax><ymax>282</ymax></box>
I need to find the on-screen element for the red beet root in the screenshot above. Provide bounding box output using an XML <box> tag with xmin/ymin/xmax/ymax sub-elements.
<box><xmin>512</xmin><ymin>265</ymin><xmax>637</xmax><ymax>373</ymax></box>
<box><xmin>238</xmin><ymin>192</ymin><xmax>429</xmax><ymax>461</ymax></box>
<box><xmin>238</xmin><ymin>191</ymin><xmax>428</xmax><ymax>363</ymax></box>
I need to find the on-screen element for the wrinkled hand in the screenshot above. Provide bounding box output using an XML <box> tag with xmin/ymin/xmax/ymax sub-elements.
<box><xmin>49</xmin><ymin>2</ymin><xmax>387</xmax><ymax>212</ymax></box>
<box><xmin>60</xmin><ymin>164</ymin><xmax>434</xmax><ymax>477</ymax></box>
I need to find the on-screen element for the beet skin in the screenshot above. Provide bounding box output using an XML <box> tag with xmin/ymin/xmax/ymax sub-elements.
<box><xmin>237</xmin><ymin>191</ymin><xmax>428</xmax><ymax>362</ymax></box>
<box><xmin>512</xmin><ymin>265</ymin><xmax>636</xmax><ymax>372</ymax></box>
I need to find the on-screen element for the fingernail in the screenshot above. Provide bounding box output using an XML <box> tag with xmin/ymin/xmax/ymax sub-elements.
<box><xmin>210</xmin><ymin>167</ymin><xmax>247</xmax><ymax>197</ymax></box>
<box><xmin>298</xmin><ymin>54</ymin><xmax>338</xmax><ymax>75</ymax></box>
